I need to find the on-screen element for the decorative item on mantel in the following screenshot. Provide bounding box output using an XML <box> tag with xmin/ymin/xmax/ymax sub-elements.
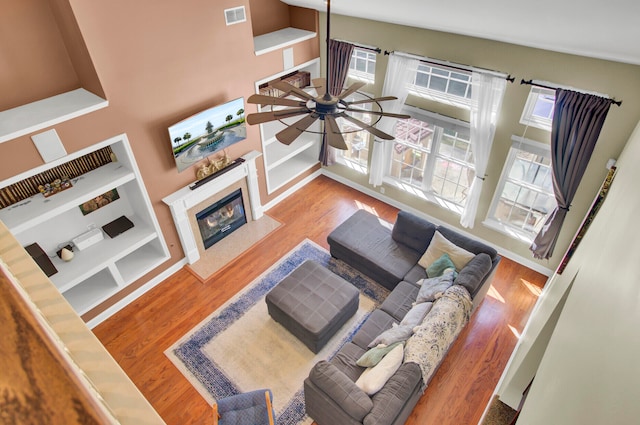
<box><xmin>196</xmin><ymin>150</ymin><xmax>232</xmax><ymax>181</ymax></box>
<box><xmin>188</xmin><ymin>150</ymin><xmax>247</xmax><ymax>190</ymax></box>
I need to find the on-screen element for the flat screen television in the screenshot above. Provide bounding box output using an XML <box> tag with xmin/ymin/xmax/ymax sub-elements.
<box><xmin>168</xmin><ymin>97</ymin><xmax>246</xmax><ymax>173</ymax></box>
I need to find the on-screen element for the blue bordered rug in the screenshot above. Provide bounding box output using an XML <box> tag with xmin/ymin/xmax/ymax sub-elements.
<box><xmin>166</xmin><ymin>239</ymin><xmax>388</xmax><ymax>425</ymax></box>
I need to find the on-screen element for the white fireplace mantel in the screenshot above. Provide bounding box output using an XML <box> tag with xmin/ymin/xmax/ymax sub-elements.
<box><xmin>162</xmin><ymin>151</ymin><xmax>262</xmax><ymax>264</ymax></box>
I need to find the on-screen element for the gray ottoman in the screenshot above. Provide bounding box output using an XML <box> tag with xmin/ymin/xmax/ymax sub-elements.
<box><xmin>265</xmin><ymin>260</ymin><xmax>359</xmax><ymax>353</ymax></box>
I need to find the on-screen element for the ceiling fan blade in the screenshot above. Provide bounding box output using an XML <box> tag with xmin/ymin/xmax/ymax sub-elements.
<box><xmin>339</xmin><ymin>113</ymin><xmax>394</xmax><ymax>140</ymax></box>
<box><xmin>275</xmin><ymin>113</ymin><xmax>319</xmax><ymax>145</ymax></box>
<box><xmin>324</xmin><ymin>115</ymin><xmax>348</xmax><ymax>150</ymax></box>
<box><xmin>246</xmin><ymin>107</ymin><xmax>309</xmax><ymax>125</ymax></box>
<box><xmin>337</xmin><ymin>81</ymin><xmax>366</xmax><ymax>100</ymax></box>
<box><xmin>343</xmin><ymin>107</ymin><xmax>411</xmax><ymax>120</ymax></box>
<box><xmin>273</xmin><ymin>107</ymin><xmax>311</xmax><ymax>118</ymax></box>
<box><xmin>247</xmin><ymin>94</ymin><xmax>305</xmax><ymax>108</ymax></box>
<box><xmin>271</xmin><ymin>81</ymin><xmax>315</xmax><ymax>101</ymax></box>
<box><xmin>312</xmin><ymin>78</ymin><xmax>326</xmax><ymax>97</ymax></box>
<box><xmin>345</xmin><ymin>96</ymin><xmax>398</xmax><ymax>105</ymax></box>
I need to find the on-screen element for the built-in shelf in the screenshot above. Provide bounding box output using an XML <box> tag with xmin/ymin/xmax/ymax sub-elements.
<box><xmin>0</xmin><ymin>88</ymin><xmax>108</xmax><ymax>144</ymax></box>
<box><xmin>254</xmin><ymin>27</ymin><xmax>316</xmax><ymax>56</ymax></box>
<box><xmin>0</xmin><ymin>134</ymin><xmax>169</xmax><ymax>318</ymax></box>
<box><xmin>254</xmin><ymin>58</ymin><xmax>321</xmax><ymax>194</ymax></box>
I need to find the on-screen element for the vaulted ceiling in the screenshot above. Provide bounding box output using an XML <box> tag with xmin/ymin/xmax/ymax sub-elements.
<box><xmin>282</xmin><ymin>0</ymin><xmax>640</xmax><ymax>65</ymax></box>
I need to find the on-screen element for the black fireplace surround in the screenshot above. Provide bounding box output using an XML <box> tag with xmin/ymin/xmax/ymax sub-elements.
<box><xmin>196</xmin><ymin>189</ymin><xmax>247</xmax><ymax>249</ymax></box>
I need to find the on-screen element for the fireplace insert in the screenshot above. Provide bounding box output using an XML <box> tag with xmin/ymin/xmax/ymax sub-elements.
<box><xmin>196</xmin><ymin>189</ymin><xmax>247</xmax><ymax>249</ymax></box>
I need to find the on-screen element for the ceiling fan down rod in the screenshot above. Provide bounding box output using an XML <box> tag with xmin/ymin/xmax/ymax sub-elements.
<box><xmin>323</xmin><ymin>0</ymin><xmax>333</xmax><ymax>102</ymax></box>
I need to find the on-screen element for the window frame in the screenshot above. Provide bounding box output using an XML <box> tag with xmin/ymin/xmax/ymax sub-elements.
<box><xmin>348</xmin><ymin>47</ymin><xmax>377</xmax><ymax>83</ymax></box>
<box><xmin>384</xmin><ymin>106</ymin><xmax>474</xmax><ymax>214</ymax></box>
<box><xmin>408</xmin><ymin>63</ymin><xmax>473</xmax><ymax>109</ymax></box>
<box><xmin>484</xmin><ymin>135</ymin><xmax>557</xmax><ymax>243</ymax></box>
<box><xmin>335</xmin><ymin>90</ymin><xmax>375</xmax><ymax>173</ymax></box>
<box><xmin>520</xmin><ymin>86</ymin><xmax>556</xmax><ymax>131</ymax></box>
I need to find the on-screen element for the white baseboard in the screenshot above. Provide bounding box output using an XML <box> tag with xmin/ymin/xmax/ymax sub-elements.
<box><xmin>321</xmin><ymin>169</ymin><xmax>553</xmax><ymax>277</ymax></box>
<box><xmin>86</xmin><ymin>258</ymin><xmax>187</xmax><ymax>329</ymax></box>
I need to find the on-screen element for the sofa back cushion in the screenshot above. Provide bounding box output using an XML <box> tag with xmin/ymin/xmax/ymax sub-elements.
<box><xmin>437</xmin><ymin>225</ymin><xmax>498</xmax><ymax>260</ymax></box>
<box><xmin>455</xmin><ymin>253</ymin><xmax>493</xmax><ymax>298</ymax></box>
<box><xmin>391</xmin><ymin>211</ymin><xmax>437</xmax><ymax>254</ymax></box>
<box><xmin>309</xmin><ymin>361</ymin><xmax>373</xmax><ymax>421</ymax></box>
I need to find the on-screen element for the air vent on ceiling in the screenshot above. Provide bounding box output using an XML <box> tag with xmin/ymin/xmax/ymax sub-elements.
<box><xmin>224</xmin><ymin>6</ymin><xmax>246</xmax><ymax>26</ymax></box>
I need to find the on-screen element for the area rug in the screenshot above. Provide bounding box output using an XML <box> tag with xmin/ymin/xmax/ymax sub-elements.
<box><xmin>166</xmin><ymin>239</ymin><xmax>388</xmax><ymax>425</ymax></box>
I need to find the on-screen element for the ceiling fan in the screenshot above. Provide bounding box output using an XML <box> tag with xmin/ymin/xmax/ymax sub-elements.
<box><xmin>245</xmin><ymin>0</ymin><xmax>409</xmax><ymax>150</ymax></box>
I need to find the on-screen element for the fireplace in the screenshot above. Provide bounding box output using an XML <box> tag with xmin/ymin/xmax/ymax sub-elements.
<box><xmin>196</xmin><ymin>189</ymin><xmax>247</xmax><ymax>249</ymax></box>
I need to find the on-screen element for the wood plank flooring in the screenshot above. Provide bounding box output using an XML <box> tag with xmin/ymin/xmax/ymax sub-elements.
<box><xmin>93</xmin><ymin>175</ymin><xmax>547</xmax><ymax>425</ymax></box>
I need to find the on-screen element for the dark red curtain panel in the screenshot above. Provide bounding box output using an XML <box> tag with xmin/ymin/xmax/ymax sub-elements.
<box><xmin>530</xmin><ymin>89</ymin><xmax>613</xmax><ymax>260</ymax></box>
<box><xmin>320</xmin><ymin>39</ymin><xmax>354</xmax><ymax>165</ymax></box>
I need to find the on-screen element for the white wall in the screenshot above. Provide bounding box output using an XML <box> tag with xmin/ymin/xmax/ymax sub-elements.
<box><xmin>497</xmin><ymin>119</ymin><xmax>640</xmax><ymax>423</ymax></box>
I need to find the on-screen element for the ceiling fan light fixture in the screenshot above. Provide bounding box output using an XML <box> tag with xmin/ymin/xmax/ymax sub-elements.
<box><xmin>245</xmin><ymin>0</ymin><xmax>408</xmax><ymax>149</ymax></box>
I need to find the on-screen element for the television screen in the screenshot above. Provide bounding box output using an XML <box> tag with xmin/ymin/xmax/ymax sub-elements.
<box><xmin>168</xmin><ymin>97</ymin><xmax>246</xmax><ymax>173</ymax></box>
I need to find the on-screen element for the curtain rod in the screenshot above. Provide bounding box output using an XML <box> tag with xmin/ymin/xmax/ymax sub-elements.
<box><xmin>521</xmin><ymin>79</ymin><xmax>622</xmax><ymax>106</ymax></box>
<box><xmin>384</xmin><ymin>50</ymin><xmax>514</xmax><ymax>82</ymax></box>
<box><xmin>333</xmin><ymin>38</ymin><xmax>381</xmax><ymax>54</ymax></box>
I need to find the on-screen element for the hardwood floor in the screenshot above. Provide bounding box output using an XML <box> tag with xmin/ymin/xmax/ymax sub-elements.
<box><xmin>93</xmin><ymin>175</ymin><xmax>547</xmax><ymax>425</ymax></box>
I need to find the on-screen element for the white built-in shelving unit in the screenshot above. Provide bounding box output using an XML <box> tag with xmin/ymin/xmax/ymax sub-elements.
<box><xmin>253</xmin><ymin>27</ymin><xmax>316</xmax><ymax>56</ymax></box>
<box><xmin>0</xmin><ymin>88</ymin><xmax>108</xmax><ymax>144</ymax></box>
<box><xmin>254</xmin><ymin>58</ymin><xmax>322</xmax><ymax>194</ymax></box>
<box><xmin>0</xmin><ymin>133</ymin><xmax>169</xmax><ymax>316</ymax></box>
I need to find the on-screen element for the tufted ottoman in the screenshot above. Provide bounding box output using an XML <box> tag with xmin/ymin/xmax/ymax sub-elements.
<box><xmin>265</xmin><ymin>260</ymin><xmax>359</xmax><ymax>353</ymax></box>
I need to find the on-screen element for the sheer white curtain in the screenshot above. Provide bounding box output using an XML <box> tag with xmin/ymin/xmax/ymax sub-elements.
<box><xmin>369</xmin><ymin>54</ymin><xmax>419</xmax><ymax>187</ymax></box>
<box><xmin>460</xmin><ymin>72</ymin><xmax>507</xmax><ymax>228</ymax></box>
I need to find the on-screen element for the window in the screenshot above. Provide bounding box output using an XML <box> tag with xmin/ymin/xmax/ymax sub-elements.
<box><xmin>348</xmin><ymin>47</ymin><xmax>377</xmax><ymax>83</ymax></box>
<box><xmin>386</xmin><ymin>106</ymin><xmax>474</xmax><ymax>212</ymax></box>
<box><xmin>336</xmin><ymin>92</ymin><xmax>373</xmax><ymax>172</ymax></box>
<box><xmin>520</xmin><ymin>87</ymin><xmax>556</xmax><ymax>131</ymax></box>
<box><xmin>485</xmin><ymin>136</ymin><xmax>557</xmax><ymax>242</ymax></box>
<box><xmin>409</xmin><ymin>63</ymin><xmax>473</xmax><ymax>108</ymax></box>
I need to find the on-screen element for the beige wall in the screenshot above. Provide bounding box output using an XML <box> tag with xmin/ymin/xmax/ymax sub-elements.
<box><xmin>322</xmin><ymin>13</ymin><xmax>640</xmax><ymax>270</ymax></box>
<box><xmin>512</xmin><ymin>120</ymin><xmax>640</xmax><ymax>424</ymax></box>
<box><xmin>0</xmin><ymin>0</ymin><xmax>319</xmax><ymax>320</ymax></box>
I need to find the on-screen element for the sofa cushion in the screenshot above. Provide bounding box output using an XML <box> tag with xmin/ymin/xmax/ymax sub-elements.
<box><xmin>309</xmin><ymin>361</ymin><xmax>374</xmax><ymax>421</ymax></box>
<box><xmin>455</xmin><ymin>253</ymin><xmax>493</xmax><ymax>298</ymax></box>
<box><xmin>355</xmin><ymin>344</ymin><xmax>404</xmax><ymax>395</ymax></box>
<box><xmin>426</xmin><ymin>253</ymin><xmax>456</xmax><ymax>278</ymax></box>
<box><xmin>415</xmin><ymin>270</ymin><xmax>456</xmax><ymax>303</ymax></box>
<box><xmin>363</xmin><ymin>362</ymin><xmax>423</xmax><ymax>425</ymax></box>
<box><xmin>332</xmin><ymin>342</ymin><xmax>367</xmax><ymax>381</ymax></box>
<box><xmin>403</xmin><ymin>265</ymin><xmax>427</xmax><ymax>285</ymax></box>
<box><xmin>418</xmin><ymin>231</ymin><xmax>475</xmax><ymax>271</ymax></box>
<box><xmin>328</xmin><ymin>210</ymin><xmax>420</xmax><ymax>289</ymax></box>
<box><xmin>357</xmin><ymin>341</ymin><xmax>404</xmax><ymax>368</ymax></box>
<box><xmin>391</xmin><ymin>211</ymin><xmax>437</xmax><ymax>254</ymax></box>
<box><xmin>400</xmin><ymin>302</ymin><xmax>433</xmax><ymax>328</ymax></box>
<box><xmin>437</xmin><ymin>225</ymin><xmax>498</xmax><ymax>260</ymax></box>
<box><xmin>379</xmin><ymin>281</ymin><xmax>420</xmax><ymax>321</ymax></box>
<box><xmin>352</xmin><ymin>309</ymin><xmax>397</xmax><ymax>350</ymax></box>
<box><xmin>368</xmin><ymin>324</ymin><xmax>414</xmax><ymax>348</ymax></box>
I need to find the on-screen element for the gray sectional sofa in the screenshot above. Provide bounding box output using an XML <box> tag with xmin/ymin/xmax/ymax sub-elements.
<box><xmin>303</xmin><ymin>210</ymin><xmax>501</xmax><ymax>425</ymax></box>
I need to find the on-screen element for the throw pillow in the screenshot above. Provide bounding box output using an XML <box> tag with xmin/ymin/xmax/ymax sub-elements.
<box><xmin>367</xmin><ymin>323</ymin><xmax>414</xmax><ymax>348</ymax></box>
<box><xmin>400</xmin><ymin>302</ymin><xmax>433</xmax><ymax>328</ymax></box>
<box><xmin>418</xmin><ymin>231</ymin><xmax>475</xmax><ymax>271</ymax></box>
<box><xmin>415</xmin><ymin>270</ymin><xmax>455</xmax><ymax>303</ymax></box>
<box><xmin>355</xmin><ymin>344</ymin><xmax>404</xmax><ymax>395</ymax></box>
<box><xmin>426</xmin><ymin>253</ymin><xmax>456</xmax><ymax>277</ymax></box>
<box><xmin>356</xmin><ymin>341</ymin><xmax>404</xmax><ymax>368</ymax></box>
